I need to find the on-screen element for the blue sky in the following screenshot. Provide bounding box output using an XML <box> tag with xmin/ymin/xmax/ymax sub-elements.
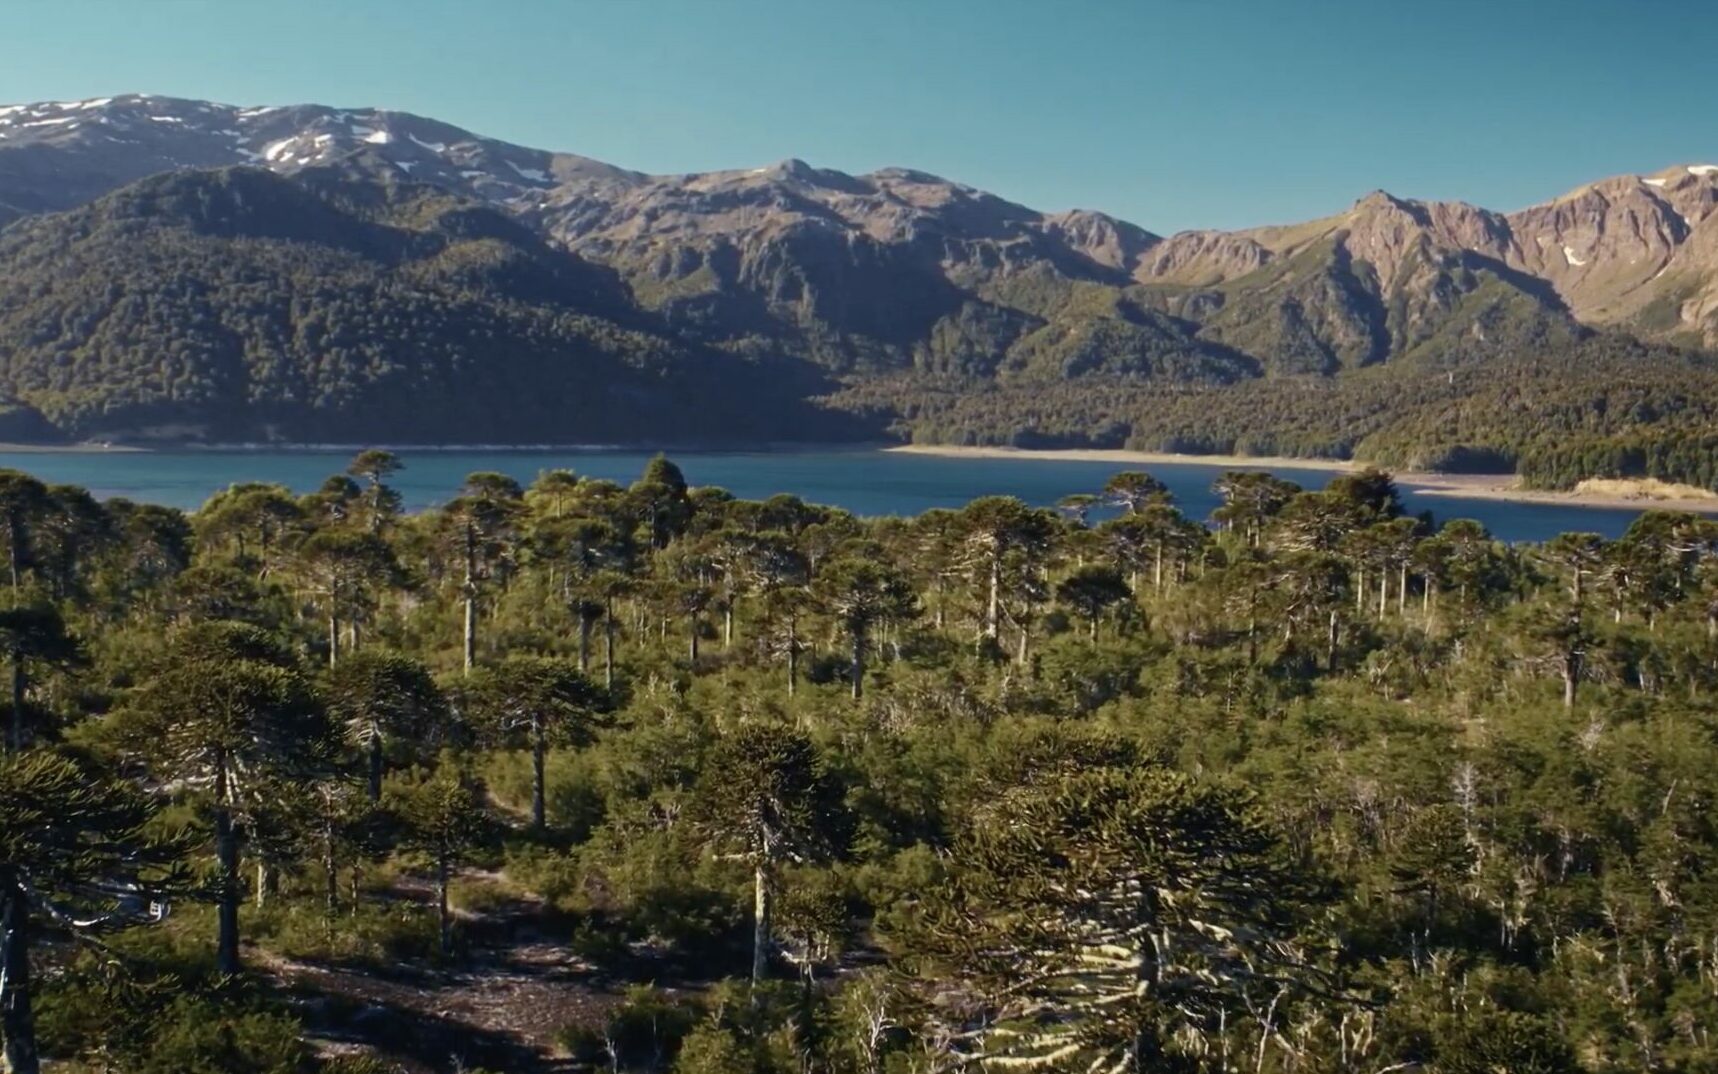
<box><xmin>2</xmin><ymin>0</ymin><xmax>1711</xmax><ymax>232</ymax></box>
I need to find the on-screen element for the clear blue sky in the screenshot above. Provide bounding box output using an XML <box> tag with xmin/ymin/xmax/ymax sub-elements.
<box><xmin>2</xmin><ymin>0</ymin><xmax>1712</xmax><ymax>232</ymax></box>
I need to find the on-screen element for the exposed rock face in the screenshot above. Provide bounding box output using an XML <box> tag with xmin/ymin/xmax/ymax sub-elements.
<box><xmin>1134</xmin><ymin>232</ymin><xmax>1272</xmax><ymax>286</ymax></box>
<box><xmin>2</xmin><ymin>92</ymin><xmax>1718</xmax><ymax>389</ymax></box>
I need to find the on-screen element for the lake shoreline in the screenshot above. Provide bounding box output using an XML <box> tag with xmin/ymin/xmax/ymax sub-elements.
<box><xmin>4</xmin><ymin>440</ymin><xmax>1714</xmax><ymax>520</ymax></box>
<box><xmin>886</xmin><ymin>445</ymin><xmax>1718</xmax><ymax>515</ymax></box>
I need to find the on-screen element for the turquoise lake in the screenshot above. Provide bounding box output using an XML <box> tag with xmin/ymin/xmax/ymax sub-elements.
<box><xmin>0</xmin><ymin>448</ymin><xmax>1672</xmax><ymax>542</ymax></box>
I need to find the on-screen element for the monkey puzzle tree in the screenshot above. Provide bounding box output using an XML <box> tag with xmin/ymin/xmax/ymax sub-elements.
<box><xmin>195</xmin><ymin>483</ymin><xmax>306</xmax><ymax>579</ymax></box>
<box><xmin>742</xmin><ymin>532</ymin><xmax>811</xmax><ymax>694</ymax></box>
<box><xmin>958</xmin><ymin>497</ymin><xmax>1057</xmax><ymax>645</ymax></box>
<box><xmin>630</xmin><ymin>454</ymin><xmax>693</xmax><ymax>550</ymax></box>
<box><xmin>1101</xmin><ymin>470</ymin><xmax>1170</xmax><ymax>515</ymax></box>
<box><xmin>33</xmin><ymin>484</ymin><xmax>113</xmax><ymax>602</ymax></box>
<box><xmin>443</xmin><ymin>472</ymin><xmax>524</xmax><ymax>672</ymax></box>
<box><xmin>1056</xmin><ymin>563</ymin><xmax>1132</xmax><ymax>639</ymax></box>
<box><xmin>115</xmin><ymin>623</ymin><xmax>330</xmax><ymax>976</ymax></box>
<box><xmin>1212</xmin><ymin>470</ymin><xmax>1300</xmax><ymax>546</ymax></box>
<box><xmin>695</xmin><ymin>725</ymin><xmax>845</xmax><ymax>986</ymax></box>
<box><xmin>0</xmin><ymin>751</ymin><xmax>179</xmax><ymax>1074</ymax></box>
<box><xmin>525</xmin><ymin>467</ymin><xmax>583</xmax><ymax>520</ymax></box>
<box><xmin>0</xmin><ymin>472</ymin><xmax>49</xmax><ymax>595</ymax></box>
<box><xmin>390</xmin><ymin>757</ymin><xmax>490</xmax><ymax>957</ymax></box>
<box><xmin>528</xmin><ymin>515</ymin><xmax>631</xmax><ymax>671</ymax></box>
<box><xmin>813</xmin><ymin>556</ymin><xmax>918</xmax><ymax>700</ymax></box>
<box><xmin>346</xmin><ymin>449</ymin><xmax>404</xmax><ymax>534</ymax></box>
<box><xmin>0</xmin><ymin>605</ymin><xmax>81</xmax><ymax>753</ymax></box>
<box><xmin>325</xmin><ymin>650</ymin><xmax>449</xmax><ymax>803</ymax></box>
<box><xmin>918</xmin><ymin>768</ymin><xmax>1320</xmax><ymax>1072</ymax></box>
<box><xmin>1054</xmin><ymin>492</ymin><xmax>1100</xmax><ymax>527</ymax></box>
<box><xmin>293</xmin><ymin>529</ymin><xmax>401</xmax><ymax>666</ymax></box>
<box><xmin>463</xmin><ymin>656</ymin><xmax>605</xmax><ymax>831</ymax></box>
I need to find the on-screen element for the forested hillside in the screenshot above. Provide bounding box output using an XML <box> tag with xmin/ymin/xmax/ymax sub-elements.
<box><xmin>0</xmin><ymin>165</ymin><xmax>866</xmax><ymax>445</ymax></box>
<box><xmin>4</xmin><ymin>454</ymin><xmax>1718</xmax><ymax>1072</ymax></box>
<box><xmin>4</xmin><ymin>97</ymin><xmax>1718</xmax><ymax>488</ymax></box>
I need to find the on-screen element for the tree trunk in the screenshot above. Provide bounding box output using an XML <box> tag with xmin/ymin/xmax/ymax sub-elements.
<box><xmin>6</xmin><ymin>650</ymin><xmax>21</xmax><ymax>753</ymax></box>
<box><xmin>1563</xmin><ymin>651</ymin><xmax>1579</xmax><ymax>710</ymax></box>
<box><xmin>724</xmin><ymin>606</ymin><xmax>734</xmax><ymax>648</ymax></box>
<box><xmin>577</xmin><ymin>613</ymin><xmax>593</xmax><ymax>673</ymax></box>
<box><xmin>751</xmin><ymin>861</ymin><xmax>771</xmax><ymax>986</ymax></box>
<box><xmin>0</xmin><ymin>876</ymin><xmax>38</xmax><ymax>1074</ymax></box>
<box><xmin>436</xmin><ymin>852</ymin><xmax>452</xmax><ymax>957</ymax></box>
<box><xmin>214</xmin><ymin>801</ymin><xmax>240</xmax><ymax>977</ymax></box>
<box><xmin>327</xmin><ymin>612</ymin><xmax>340</xmax><ymax>668</ymax></box>
<box><xmin>850</xmin><ymin>629</ymin><xmax>864</xmax><ymax>701</ymax></box>
<box><xmin>688</xmin><ymin>616</ymin><xmax>699</xmax><ymax>663</ymax></box>
<box><xmin>786</xmin><ymin>618</ymin><xmax>799</xmax><ymax>698</ymax></box>
<box><xmin>322</xmin><ymin>807</ymin><xmax>338</xmax><ymax>933</ymax></box>
<box><xmin>1326</xmin><ymin>609</ymin><xmax>1340</xmax><ymax>672</ymax></box>
<box><xmin>603</xmin><ymin>598</ymin><xmax>616</xmax><ymax>690</ymax></box>
<box><xmin>368</xmin><ymin>734</ymin><xmax>384</xmax><ymax>804</ymax></box>
<box><xmin>462</xmin><ymin>524</ymin><xmax>478</xmax><ymax>673</ymax></box>
<box><xmin>531</xmin><ymin>717</ymin><xmax>547</xmax><ymax>831</ymax></box>
<box><xmin>986</xmin><ymin>558</ymin><xmax>1001</xmax><ymax>639</ymax></box>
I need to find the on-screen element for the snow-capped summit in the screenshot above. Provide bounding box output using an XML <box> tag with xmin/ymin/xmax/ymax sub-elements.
<box><xmin>0</xmin><ymin>94</ymin><xmax>633</xmax><ymax>221</ymax></box>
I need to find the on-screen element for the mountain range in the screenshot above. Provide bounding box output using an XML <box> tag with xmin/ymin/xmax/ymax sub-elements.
<box><xmin>2</xmin><ymin>93</ymin><xmax>1718</xmax><ymax>486</ymax></box>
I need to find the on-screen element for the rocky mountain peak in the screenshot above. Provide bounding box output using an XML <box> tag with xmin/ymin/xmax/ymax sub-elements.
<box><xmin>6</xmin><ymin>94</ymin><xmax>1718</xmax><ymax>348</ymax></box>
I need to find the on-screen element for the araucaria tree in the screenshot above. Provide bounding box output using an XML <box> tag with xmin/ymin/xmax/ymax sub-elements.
<box><xmin>0</xmin><ymin>752</ymin><xmax>177</xmax><ymax>1074</ymax></box>
<box><xmin>324</xmin><ymin>650</ymin><xmax>449</xmax><ymax>802</ymax></box>
<box><xmin>920</xmin><ymin>767</ymin><xmax>1321</xmax><ymax>1071</ymax></box>
<box><xmin>696</xmin><ymin>725</ymin><xmax>845</xmax><ymax>986</ymax></box>
<box><xmin>813</xmin><ymin>556</ymin><xmax>918</xmax><ymax>700</ymax></box>
<box><xmin>8</xmin><ymin>450</ymin><xmax>1718</xmax><ymax>1071</ymax></box>
<box><xmin>463</xmin><ymin>656</ymin><xmax>605</xmax><ymax>831</ymax></box>
<box><xmin>390</xmin><ymin>758</ymin><xmax>489</xmax><ymax>957</ymax></box>
<box><xmin>116</xmin><ymin>623</ymin><xmax>330</xmax><ymax>976</ymax></box>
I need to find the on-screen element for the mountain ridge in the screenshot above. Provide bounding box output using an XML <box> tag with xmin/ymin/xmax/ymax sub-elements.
<box><xmin>3</xmin><ymin>94</ymin><xmax>1718</xmax><ymax>489</ymax></box>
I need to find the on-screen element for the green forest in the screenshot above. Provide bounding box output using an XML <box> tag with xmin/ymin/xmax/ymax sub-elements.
<box><xmin>3</xmin><ymin>453</ymin><xmax>1718</xmax><ymax>1074</ymax></box>
<box><xmin>8</xmin><ymin>164</ymin><xmax>1718</xmax><ymax>492</ymax></box>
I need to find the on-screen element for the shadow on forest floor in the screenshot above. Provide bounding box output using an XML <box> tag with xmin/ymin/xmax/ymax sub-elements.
<box><xmin>259</xmin><ymin>877</ymin><xmax>627</xmax><ymax>1074</ymax></box>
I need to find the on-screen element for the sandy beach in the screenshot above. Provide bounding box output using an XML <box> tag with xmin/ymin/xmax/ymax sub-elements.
<box><xmin>886</xmin><ymin>444</ymin><xmax>1718</xmax><ymax>515</ymax></box>
<box><xmin>0</xmin><ymin>441</ymin><xmax>148</xmax><ymax>453</ymax></box>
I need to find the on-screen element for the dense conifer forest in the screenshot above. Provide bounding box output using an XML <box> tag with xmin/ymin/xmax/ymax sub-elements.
<box><xmin>3</xmin><ymin>453</ymin><xmax>1718</xmax><ymax>1073</ymax></box>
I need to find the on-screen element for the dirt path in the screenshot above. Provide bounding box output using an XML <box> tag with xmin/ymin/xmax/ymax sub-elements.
<box><xmin>262</xmin><ymin>877</ymin><xmax>621</xmax><ymax>1073</ymax></box>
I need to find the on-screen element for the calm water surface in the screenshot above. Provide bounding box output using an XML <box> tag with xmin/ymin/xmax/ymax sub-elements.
<box><xmin>0</xmin><ymin>448</ymin><xmax>1664</xmax><ymax>542</ymax></box>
